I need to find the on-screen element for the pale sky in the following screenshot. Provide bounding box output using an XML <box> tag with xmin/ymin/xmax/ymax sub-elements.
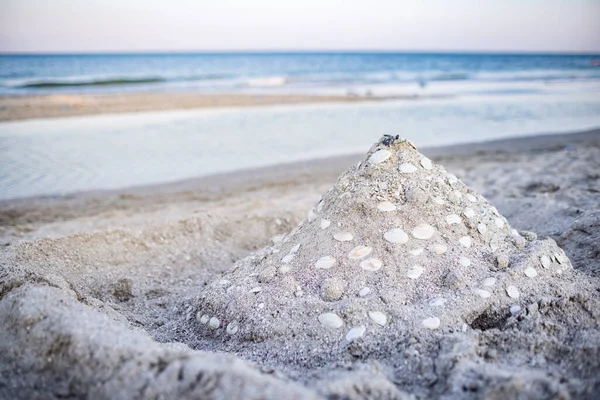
<box><xmin>1</xmin><ymin>0</ymin><xmax>599</xmax><ymax>53</ymax></box>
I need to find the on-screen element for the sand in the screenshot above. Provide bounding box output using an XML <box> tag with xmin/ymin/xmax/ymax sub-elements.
<box><xmin>1</xmin><ymin>129</ymin><xmax>599</xmax><ymax>399</ymax></box>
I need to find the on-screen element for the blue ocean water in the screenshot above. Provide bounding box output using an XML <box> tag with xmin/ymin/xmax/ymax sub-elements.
<box><xmin>1</xmin><ymin>52</ymin><xmax>600</xmax><ymax>97</ymax></box>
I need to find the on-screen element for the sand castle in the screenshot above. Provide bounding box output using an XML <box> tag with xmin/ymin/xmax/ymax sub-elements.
<box><xmin>195</xmin><ymin>136</ymin><xmax>575</xmax><ymax>362</ymax></box>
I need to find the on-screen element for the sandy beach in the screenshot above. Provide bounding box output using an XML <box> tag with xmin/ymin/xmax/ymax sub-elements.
<box><xmin>1</xmin><ymin>128</ymin><xmax>599</xmax><ymax>399</ymax></box>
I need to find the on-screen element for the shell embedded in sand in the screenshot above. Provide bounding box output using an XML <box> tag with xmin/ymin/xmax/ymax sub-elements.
<box><xmin>249</xmin><ymin>286</ymin><xmax>263</xmax><ymax>294</ymax></box>
<box><xmin>318</xmin><ymin>312</ymin><xmax>344</xmax><ymax>328</ymax></box>
<box><xmin>429</xmin><ymin>298</ymin><xmax>447</xmax><ymax>307</ymax></box>
<box><xmin>368</xmin><ymin>311</ymin><xmax>387</xmax><ymax>326</ymax></box>
<box><xmin>422</xmin><ymin>317</ymin><xmax>440</xmax><ymax>330</ymax></box>
<box><xmin>447</xmin><ymin>174</ymin><xmax>458</xmax><ymax>185</ymax></box>
<box><xmin>446</xmin><ymin>214</ymin><xmax>462</xmax><ymax>225</ymax></box>
<box><xmin>407</xmin><ymin>265</ymin><xmax>424</xmax><ymax>279</ymax></box>
<box><xmin>320</xmin><ymin>219</ymin><xmax>331</xmax><ymax>229</ymax></box>
<box><xmin>466</xmin><ymin>194</ymin><xmax>477</xmax><ymax>203</ymax></box>
<box><xmin>290</xmin><ymin>244</ymin><xmax>301</xmax><ymax>253</ymax></box>
<box><xmin>451</xmin><ymin>190</ymin><xmax>462</xmax><ymax>201</ymax></box>
<box><xmin>345</xmin><ymin>326</ymin><xmax>366</xmax><ymax>341</ymax></box>
<box><xmin>368</xmin><ymin>149</ymin><xmax>392</xmax><ymax>165</ymax></box>
<box><xmin>384</xmin><ymin>228</ymin><xmax>409</xmax><ymax>244</ymax></box>
<box><xmin>495</xmin><ymin>218</ymin><xmax>505</xmax><ymax>229</ymax></box>
<box><xmin>359</xmin><ymin>287</ymin><xmax>371</xmax><ymax>297</ymax></box>
<box><xmin>226</xmin><ymin>322</ymin><xmax>239</xmax><ymax>335</ymax></box>
<box><xmin>540</xmin><ymin>255</ymin><xmax>551</xmax><ymax>269</ymax></box>
<box><xmin>315</xmin><ymin>256</ymin><xmax>336</xmax><ymax>269</ymax></box>
<box><xmin>409</xmin><ymin>248</ymin><xmax>424</xmax><ymax>256</ymax></box>
<box><xmin>377</xmin><ymin>201</ymin><xmax>397</xmax><ymax>212</ymax></box>
<box><xmin>334</xmin><ymin>232</ymin><xmax>353</xmax><ymax>242</ymax></box>
<box><xmin>399</xmin><ymin>163</ymin><xmax>418</xmax><ymax>173</ymax></box>
<box><xmin>208</xmin><ymin>317</ymin><xmax>220</xmax><ymax>329</ymax></box>
<box><xmin>348</xmin><ymin>245</ymin><xmax>373</xmax><ymax>260</ymax></box>
<box><xmin>282</xmin><ymin>254</ymin><xmax>295</xmax><ymax>264</ymax></box>
<box><xmin>412</xmin><ymin>223</ymin><xmax>435</xmax><ymax>240</ymax></box>
<box><xmin>478</xmin><ymin>224</ymin><xmax>487</xmax><ymax>235</ymax></box>
<box><xmin>307</xmin><ymin>209</ymin><xmax>318</xmax><ymax>223</ymax></box>
<box><xmin>420</xmin><ymin>157</ymin><xmax>433</xmax><ymax>170</ymax></box>
<box><xmin>360</xmin><ymin>258</ymin><xmax>382</xmax><ymax>271</ymax></box>
<box><xmin>474</xmin><ymin>289</ymin><xmax>492</xmax><ymax>299</ymax></box>
<box><xmin>463</xmin><ymin>208</ymin><xmax>475</xmax><ymax>219</ymax></box>
<box><xmin>459</xmin><ymin>257</ymin><xmax>471</xmax><ymax>267</ymax></box>
<box><xmin>483</xmin><ymin>277</ymin><xmax>497</xmax><ymax>287</ymax></box>
<box><xmin>510</xmin><ymin>305</ymin><xmax>522</xmax><ymax>316</ymax></box>
<box><xmin>506</xmin><ymin>285</ymin><xmax>520</xmax><ymax>299</ymax></box>
<box><xmin>430</xmin><ymin>244</ymin><xmax>448</xmax><ymax>255</ymax></box>
<box><xmin>459</xmin><ymin>236</ymin><xmax>472</xmax><ymax>248</ymax></box>
<box><xmin>524</xmin><ymin>266</ymin><xmax>538</xmax><ymax>278</ymax></box>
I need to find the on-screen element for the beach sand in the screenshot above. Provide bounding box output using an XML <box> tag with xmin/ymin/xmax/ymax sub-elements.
<box><xmin>1</xmin><ymin>129</ymin><xmax>599</xmax><ymax>399</ymax></box>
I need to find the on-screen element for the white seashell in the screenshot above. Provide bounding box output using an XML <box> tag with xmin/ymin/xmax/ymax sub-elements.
<box><xmin>360</xmin><ymin>258</ymin><xmax>382</xmax><ymax>271</ymax></box>
<box><xmin>279</xmin><ymin>265</ymin><xmax>291</xmax><ymax>274</ymax></box>
<box><xmin>491</xmin><ymin>206</ymin><xmax>500</xmax><ymax>216</ymax></box>
<box><xmin>420</xmin><ymin>157</ymin><xmax>433</xmax><ymax>170</ymax></box>
<box><xmin>208</xmin><ymin>317</ymin><xmax>220</xmax><ymax>329</ymax></box>
<box><xmin>422</xmin><ymin>317</ymin><xmax>440</xmax><ymax>330</ymax></box>
<box><xmin>409</xmin><ymin>248</ymin><xmax>424</xmax><ymax>256</ymax></box>
<box><xmin>412</xmin><ymin>223</ymin><xmax>435</xmax><ymax>240</ymax></box>
<box><xmin>510</xmin><ymin>305</ymin><xmax>522</xmax><ymax>316</ymax></box>
<box><xmin>282</xmin><ymin>253</ymin><xmax>295</xmax><ymax>264</ymax></box>
<box><xmin>452</xmin><ymin>190</ymin><xmax>462</xmax><ymax>200</ymax></box>
<box><xmin>511</xmin><ymin>229</ymin><xmax>520</xmax><ymax>237</ymax></box>
<box><xmin>407</xmin><ymin>265</ymin><xmax>424</xmax><ymax>279</ymax></box>
<box><xmin>368</xmin><ymin>311</ymin><xmax>387</xmax><ymax>326</ymax></box>
<box><xmin>524</xmin><ymin>266</ymin><xmax>538</xmax><ymax>278</ymax></box>
<box><xmin>459</xmin><ymin>257</ymin><xmax>471</xmax><ymax>267</ymax></box>
<box><xmin>315</xmin><ymin>256</ymin><xmax>336</xmax><ymax>269</ymax></box>
<box><xmin>377</xmin><ymin>201</ymin><xmax>397</xmax><ymax>212</ymax></box>
<box><xmin>318</xmin><ymin>312</ymin><xmax>344</xmax><ymax>328</ymax></box>
<box><xmin>348</xmin><ymin>245</ymin><xmax>373</xmax><ymax>259</ymax></box>
<box><xmin>334</xmin><ymin>232</ymin><xmax>353</xmax><ymax>242</ymax></box>
<box><xmin>320</xmin><ymin>219</ymin><xmax>331</xmax><ymax>229</ymax></box>
<box><xmin>307</xmin><ymin>209</ymin><xmax>318</xmax><ymax>222</ymax></box>
<box><xmin>317</xmin><ymin>200</ymin><xmax>324</xmax><ymax>212</ymax></box>
<box><xmin>289</xmin><ymin>244</ymin><xmax>301</xmax><ymax>253</ymax></box>
<box><xmin>429</xmin><ymin>298</ymin><xmax>447</xmax><ymax>307</ymax></box>
<box><xmin>447</xmin><ymin>174</ymin><xmax>458</xmax><ymax>185</ymax></box>
<box><xmin>495</xmin><ymin>218</ymin><xmax>505</xmax><ymax>228</ymax></box>
<box><xmin>477</xmin><ymin>224</ymin><xmax>487</xmax><ymax>235</ymax></box>
<box><xmin>359</xmin><ymin>287</ymin><xmax>371</xmax><ymax>297</ymax></box>
<box><xmin>540</xmin><ymin>255</ymin><xmax>551</xmax><ymax>269</ymax></box>
<box><xmin>384</xmin><ymin>228</ymin><xmax>409</xmax><ymax>244</ymax></box>
<box><xmin>399</xmin><ymin>163</ymin><xmax>418</xmax><ymax>173</ymax></box>
<box><xmin>430</xmin><ymin>244</ymin><xmax>448</xmax><ymax>255</ymax></box>
<box><xmin>446</xmin><ymin>214</ymin><xmax>462</xmax><ymax>225</ymax></box>
<box><xmin>474</xmin><ymin>289</ymin><xmax>492</xmax><ymax>299</ymax></box>
<box><xmin>345</xmin><ymin>326</ymin><xmax>366</xmax><ymax>341</ymax></box>
<box><xmin>433</xmin><ymin>197</ymin><xmax>446</xmax><ymax>205</ymax></box>
<box><xmin>199</xmin><ymin>314</ymin><xmax>210</xmax><ymax>324</ymax></box>
<box><xmin>506</xmin><ymin>285</ymin><xmax>520</xmax><ymax>299</ymax></box>
<box><xmin>368</xmin><ymin>150</ymin><xmax>392</xmax><ymax>165</ymax></box>
<box><xmin>459</xmin><ymin>236</ymin><xmax>472</xmax><ymax>248</ymax></box>
<box><xmin>226</xmin><ymin>322</ymin><xmax>239</xmax><ymax>335</ymax></box>
<box><xmin>249</xmin><ymin>286</ymin><xmax>263</xmax><ymax>294</ymax></box>
<box><xmin>483</xmin><ymin>277</ymin><xmax>497</xmax><ymax>287</ymax></box>
<box><xmin>556</xmin><ymin>252</ymin><xmax>569</xmax><ymax>265</ymax></box>
<box><xmin>490</xmin><ymin>239</ymin><xmax>499</xmax><ymax>252</ymax></box>
<box><xmin>466</xmin><ymin>194</ymin><xmax>477</xmax><ymax>203</ymax></box>
<box><xmin>463</xmin><ymin>208</ymin><xmax>475</xmax><ymax>219</ymax></box>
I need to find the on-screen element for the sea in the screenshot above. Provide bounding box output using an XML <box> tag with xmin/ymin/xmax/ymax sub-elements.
<box><xmin>1</xmin><ymin>52</ymin><xmax>600</xmax><ymax>200</ymax></box>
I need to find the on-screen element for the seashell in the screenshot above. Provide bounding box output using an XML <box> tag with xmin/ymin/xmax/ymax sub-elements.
<box><xmin>399</xmin><ymin>163</ymin><xmax>418</xmax><ymax>173</ymax></box>
<box><xmin>412</xmin><ymin>223</ymin><xmax>435</xmax><ymax>240</ymax></box>
<box><xmin>318</xmin><ymin>312</ymin><xmax>344</xmax><ymax>328</ymax></box>
<box><xmin>359</xmin><ymin>287</ymin><xmax>371</xmax><ymax>297</ymax></box>
<box><xmin>282</xmin><ymin>253</ymin><xmax>295</xmax><ymax>264</ymax></box>
<box><xmin>360</xmin><ymin>258</ymin><xmax>382</xmax><ymax>271</ymax></box>
<box><xmin>495</xmin><ymin>218</ymin><xmax>505</xmax><ymax>228</ymax></box>
<box><xmin>320</xmin><ymin>219</ymin><xmax>331</xmax><ymax>229</ymax></box>
<box><xmin>506</xmin><ymin>285</ymin><xmax>520</xmax><ymax>299</ymax></box>
<box><xmin>422</xmin><ymin>317</ymin><xmax>440</xmax><ymax>330</ymax></box>
<box><xmin>459</xmin><ymin>257</ymin><xmax>471</xmax><ymax>267</ymax></box>
<box><xmin>249</xmin><ymin>286</ymin><xmax>263</xmax><ymax>294</ymax></box>
<box><xmin>446</xmin><ymin>214</ymin><xmax>462</xmax><ymax>225</ymax></box>
<box><xmin>477</xmin><ymin>224</ymin><xmax>487</xmax><ymax>235</ymax></box>
<box><xmin>315</xmin><ymin>256</ymin><xmax>336</xmax><ymax>269</ymax></box>
<box><xmin>199</xmin><ymin>314</ymin><xmax>210</xmax><ymax>324</ymax></box>
<box><xmin>540</xmin><ymin>255</ymin><xmax>551</xmax><ymax>269</ymax></box>
<box><xmin>555</xmin><ymin>251</ymin><xmax>569</xmax><ymax>265</ymax></box>
<box><xmin>368</xmin><ymin>311</ymin><xmax>387</xmax><ymax>326</ymax></box>
<box><xmin>334</xmin><ymin>232</ymin><xmax>353</xmax><ymax>242</ymax></box>
<box><xmin>226</xmin><ymin>322</ymin><xmax>239</xmax><ymax>335</ymax></box>
<box><xmin>429</xmin><ymin>298</ymin><xmax>447</xmax><ymax>307</ymax></box>
<box><xmin>524</xmin><ymin>266</ymin><xmax>538</xmax><ymax>278</ymax></box>
<box><xmin>384</xmin><ymin>228</ymin><xmax>409</xmax><ymax>244</ymax></box>
<box><xmin>208</xmin><ymin>317</ymin><xmax>220</xmax><ymax>329</ymax></box>
<box><xmin>307</xmin><ymin>209</ymin><xmax>318</xmax><ymax>222</ymax></box>
<box><xmin>289</xmin><ymin>244</ymin><xmax>301</xmax><ymax>253</ymax></box>
<box><xmin>452</xmin><ymin>190</ymin><xmax>463</xmax><ymax>200</ymax></box>
<box><xmin>348</xmin><ymin>245</ymin><xmax>373</xmax><ymax>259</ymax></box>
<box><xmin>368</xmin><ymin>150</ymin><xmax>392</xmax><ymax>165</ymax></box>
<box><xmin>463</xmin><ymin>208</ymin><xmax>475</xmax><ymax>219</ymax></box>
<box><xmin>407</xmin><ymin>265</ymin><xmax>424</xmax><ymax>279</ymax></box>
<box><xmin>466</xmin><ymin>194</ymin><xmax>477</xmax><ymax>203</ymax></box>
<box><xmin>420</xmin><ymin>157</ymin><xmax>433</xmax><ymax>170</ymax></box>
<box><xmin>510</xmin><ymin>305</ymin><xmax>522</xmax><ymax>316</ymax></box>
<box><xmin>430</xmin><ymin>244</ymin><xmax>448</xmax><ymax>255</ymax></box>
<box><xmin>483</xmin><ymin>277</ymin><xmax>497</xmax><ymax>287</ymax></box>
<box><xmin>447</xmin><ymin>174</ymin><xmax>458</xmax><ymax>185</ymax></box>
<box><xmin>345</xmin><ymin>326</ymin><xmax>366</xmax><ymax>341</ymax></box>
<box><xmin>490</xmin><ymin>239</ymin><xmax>499</xmax><ymax>252</ymax></box>
<box><xmin>474</xmin><ymin>289</ymin><xmax>491</xmax><ymax>299</ymax></box>
<box><xmin>459</xmin><ymin>236</ymin><xmax>472</xmax><ymax>248</ymax></box>
<box><xmin>409</xmin><ymin>248</ymin><xmax>424</xmax><ymax>256</ymax></box>
<box><xmin>377</xmin><ymin>201</ymin><xmax>397</xmax><ymax>212</ymax></box>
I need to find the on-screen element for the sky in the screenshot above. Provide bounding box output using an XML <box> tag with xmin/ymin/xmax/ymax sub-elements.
<box><xmin>0</xmin><ymin>0</ymin><xmax>599</xmax><ymax>53</ymax></box>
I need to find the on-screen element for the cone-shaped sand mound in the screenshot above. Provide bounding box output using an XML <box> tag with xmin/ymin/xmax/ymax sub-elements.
<box><xmin>196</xmin><ymin>136</ymin><xmax>576</xmax><ymax>358</ymax></box>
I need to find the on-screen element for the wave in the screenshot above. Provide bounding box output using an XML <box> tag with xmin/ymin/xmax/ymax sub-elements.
<box><xmin>246</xmin><ymin>76</ymin><xmax>287</xmax><ymax>87</ymax></box>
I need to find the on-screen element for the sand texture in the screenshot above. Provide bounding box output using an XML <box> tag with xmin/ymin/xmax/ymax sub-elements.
<box><xmin>1</xmin><ymin>131</ymin><xmax>599</xmax><ymax>399</ymax></box>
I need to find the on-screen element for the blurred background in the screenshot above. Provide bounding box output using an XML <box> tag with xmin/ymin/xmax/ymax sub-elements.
<box><xmin>1</xmin><ymin>0</ymin><xmax>599</xmax><ymax>200</ymax></box>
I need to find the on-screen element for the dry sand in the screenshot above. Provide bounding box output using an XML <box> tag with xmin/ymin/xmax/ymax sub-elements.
<box><xmin>1</xmin><ymin>129</ymin><xmax>599</xmax><ymax>399</ymax></box>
